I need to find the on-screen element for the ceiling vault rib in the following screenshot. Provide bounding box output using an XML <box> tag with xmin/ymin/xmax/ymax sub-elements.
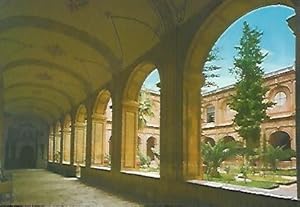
<box><xmin>2</xmin><ymin>59</ymin><xmax>92</xmax><ymax>93</ymax></box>
<box><xmin>0</xmin><ymin>15</ymin><xmax>121</xmax><ymax>72</ymax></box>
<box><xmin>5</xmin><ymin>82</ymin><xmax>75</xmax><ymax>107</ymax></box>
<box><xmin>5</xmin><ymin>97</ymin><xmax>64</xmax><ymax>115</ymax></box>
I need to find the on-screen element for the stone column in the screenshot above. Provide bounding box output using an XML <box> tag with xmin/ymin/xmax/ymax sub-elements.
<box><xmin>121</xmin><ymin>100</ymin><xmax>139</xmax><ymax>170</ymax></box>
<box><xmin>111</xmin><ymin>74</ymin><xmax>123</xmax><ymax>173</ymax></box>
<box><xmin>60</xmin><ymin>123</ymin><xmax>63</xmax><ymax>164</ymax></box>
<box><xmin>0</xmin><ymin>73</ymin><xmax>3</xmax><ymax>167</ymax></box>
<box><xmin>294</xmin><ymin>1</ymin><xmax>300</xmax><ymax>199</ymax></box>
<box><xmin>182</xmin><ymin>74</ymin><xmax>202</xmax><ymax>180</ymax></box>
<box><xmin>52</xmin><ymin>126</ymin><xmax>56</xmax><ymax>162</ymax></box>
<box><xmin>91</xmin><ymin>114</ymin><xmax>107</xmax><ymax>166</ymax></box>
<box><xmin>48</xmin><ymin>130</ymin><xmax>54</xmax><ymax>162</ymax></box>
<box><xmin>85</xmin><ymin>107</ymin><xmax>93</xmax><ymax>168</ymax></box>
<box><xmin>70</xmin><ymin>114</ymin><xmax>76</xmax><ymax>165</ymax></box>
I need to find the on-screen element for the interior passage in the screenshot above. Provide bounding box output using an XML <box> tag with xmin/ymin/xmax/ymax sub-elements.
<box><xmin>12</xmin><ymin>169</ymin><xmax>141</xmax><ymax>206</ymax></box>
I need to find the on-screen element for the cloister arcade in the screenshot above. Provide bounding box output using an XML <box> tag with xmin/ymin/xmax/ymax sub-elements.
<box><xmin>0</xmin><ymin>0</ymin><xmax>299</xmax><ymax>206</ymax></box>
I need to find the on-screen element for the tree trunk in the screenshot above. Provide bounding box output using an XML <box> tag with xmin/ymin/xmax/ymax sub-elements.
<box><xmin>246</xmin><ymin>137</ymin><xmax>259</xmax><ymax>149</ymax></box>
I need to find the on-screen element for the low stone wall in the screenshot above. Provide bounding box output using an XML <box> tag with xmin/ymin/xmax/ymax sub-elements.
<box><xmin>78</xmin><ymin>167</ymin><xmax>298</xmax><ymax>207</ymax></box>
<box><xmin>47</xmin><ymin>162</ymin><xmax>76</xmax><ymax>177</ymax></box>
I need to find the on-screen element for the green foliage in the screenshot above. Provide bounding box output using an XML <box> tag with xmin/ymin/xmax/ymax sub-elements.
<box><xmin>260</xmin><ymin>145</ymin><xmax>295</xmax><ymax>171</ymax></box>
<box><xmin>201</xmin><ymin>140</ymin><xmax>241</xmax><ymax>177</ymax></box>
<box><xmin>54</xmin><ymin>151</ymin><xmax>61</xmax><ymax>162</ymax></box>
<box><xmin>203</xmin><ymin>47</ymin><xmax>221</xmax><ymax>88</ymax></box>
<box><xmin>229</xmin><ymin>22</ymin><xmax>273</xmax><ymax>149</ymax></box>
<box><xmin>137</xmin><ymin>151</ymin><xmax>151</xmax><ymax>168</ymax></box>
<box><xmin>138</xmin><ymin>90</ymin><xmax>154</xmax><ymax>129</ymax></box>
<box><xmin>104</xmin><ymin>154</ymin><xmax>111</xmax><ymax>167</ymax></box>
<box><xmin>151</xmin><ymin>147</ymin><xmax>160</xmax><ymax>160</ymax></box>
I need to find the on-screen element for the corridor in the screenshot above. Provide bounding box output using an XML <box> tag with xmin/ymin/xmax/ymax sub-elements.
<box><xmin>11</xmin><ymin>169</ymin><xmax>141</xmax><ymax>206</ymax></box>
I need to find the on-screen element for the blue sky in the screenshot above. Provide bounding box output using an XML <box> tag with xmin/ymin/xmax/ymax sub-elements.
<box><xmin>204</xmin><ymin>5</ymin><xmax>295</xmax><ymax>91</ymax></box>
<box><xmin>143</xmin><ymin>5</ymin><xmax>295</xmax><ymax>92</ymax></box>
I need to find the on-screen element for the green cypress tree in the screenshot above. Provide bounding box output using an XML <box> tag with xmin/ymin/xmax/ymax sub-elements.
<box><xmin>229</xmin><ymin>22</ymin><xmax>273</xmax><ymax>149</ymax></box>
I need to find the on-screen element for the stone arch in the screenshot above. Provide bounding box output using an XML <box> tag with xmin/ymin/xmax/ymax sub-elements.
<box><xmin>62</xmin><ymin>114</ymin><xmax>72</xmax><ymax>163</ymax></box>
<box><xmin>91</xmin><ymin>89</ymin><xmax>112</xmax><ymax>167</ymax></box>
<box><xmin>122</xmin><ymin>63</ymin><xmax>160</xmax><ymax>169</ymax></box>
<box><xmin>182</xmin><ymin>0</ymin><xmax>294</xmax><ymax>179</ymax></box>
<box><xmin>74</xmin><ymin>104</ymin><xmax>87</xmax><ymax>166</ymax></box>
<box><xmin>222</xmin><ymin>135</ymin><xmax>235</xmax><ymax>143</ymax></box>
<box><xmin>269</xmin><ymin>131</ymin><xmax>291</xmax><ymax>150</ymax></box>
<box><xmin>147</xmin><ymin>137</ymin><xmax>157</xmax><ymax>160</ymax></box>
<box><xmin>184</xmin><ymin>0</ymin><xmax>293</xmax><ymax>75</ymax></box>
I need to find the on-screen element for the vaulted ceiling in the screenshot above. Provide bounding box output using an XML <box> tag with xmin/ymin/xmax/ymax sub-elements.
<box><xmin>0</xmin><ymin>0</ymin><xmax>211</xmax><ymax>123</ymax></box>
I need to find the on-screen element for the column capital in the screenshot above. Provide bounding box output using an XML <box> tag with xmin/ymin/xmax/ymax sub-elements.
<box><xmin>92</xmin><ymin>114</ymin><xmax>107</xmax><ymax>122</ymax></box>
<box><xmin>122</xmin><ymin>100</ymin><xmax>139</xmax><ymax>111</ymax></box>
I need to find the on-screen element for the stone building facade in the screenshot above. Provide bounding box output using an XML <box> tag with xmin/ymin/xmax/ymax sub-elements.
<box><xmin>103</xmin><ymin>66</ymin><xmax>296</xmax><ymax>160</ymax></box>
<box><xmin>202</xmin><ymin>66</ymin><xmax>296</xmax><ymax>150</ymax></box>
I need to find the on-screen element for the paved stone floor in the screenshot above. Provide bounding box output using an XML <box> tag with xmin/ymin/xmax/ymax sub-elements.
<box><xmin>11</xmin><ymin>169</ymin><xmax>141</xmax><ymax>206</ymax></box>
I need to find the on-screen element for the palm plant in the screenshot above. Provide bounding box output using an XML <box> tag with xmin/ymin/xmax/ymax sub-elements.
<box><xmin>260</xmin><ymin>145</ymin><xmax>295</xmax><ymax>171</ymax></box>
<box><xmin>202</xmin><ymin>140</ymin><xmax>241</xmax><ymax>177</ymax></box>
<box><xmin>138</xmin><ymin>90</ymin><xmax>154</xmax><ymax>129</ymax></box>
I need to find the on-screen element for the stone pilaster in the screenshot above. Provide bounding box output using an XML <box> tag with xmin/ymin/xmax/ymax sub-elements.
<box><xmin>74</xmin><ymin>122</ymin><xmax>86</xmax><ymax>166</ymax></box>
<box><xmin>91</xmin><ymin>114</ymin><xmax>107</xmax><ymax>166</ymax></box>
<box><xmin>62</xmin><ymin>128</ymin><xmax>71</xmax><ymax>163</ymax></box>
<box><xmin>121</xmin><ymin>100</ymin><xmax>139</xmax><ymax>170</ymax></box>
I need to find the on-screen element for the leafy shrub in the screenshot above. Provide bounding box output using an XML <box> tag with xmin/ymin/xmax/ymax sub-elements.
<box><xmin>202</xmin><ymin>140</ymin><xmax>242</xmax><ymax>177</ymax></box>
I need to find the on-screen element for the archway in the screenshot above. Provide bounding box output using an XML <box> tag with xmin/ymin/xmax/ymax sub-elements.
<box><xmin>183</xmin><ymin>1</ymin><xmax>295</xmax><ymax>181</ymax></box>
<box><xmin>74</xmin><ymin>104</ymin><xmax>87</xmax><ymax>166</ymax></box>
<box><xmin>19</xmin><ymin>146</ymin><xmax>35</xmax><ymax>168</ymax></box>
<box><xmin>91</xmin><ymin>90</ymin><xmax>112</xmax><ymax>167</ymax></box>
<box><xmin>146</xmin><ymin>137</ymin><xmax>157</xmax><ymax>160</ymax></box>
<box><xmin>269</xmin><ymin>131</ymin><xmax>291</xmax><ymax>150</ymax></box>
<box><xmin>122</xmin><ymin>63</ymin><xmax>160</xmax><ymax>174</ymax></box>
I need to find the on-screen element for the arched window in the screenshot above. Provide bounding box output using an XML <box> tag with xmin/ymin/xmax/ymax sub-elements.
<box><xmin>269</xmin><ymin>131</ymin><xmax>291</xmax><ymax>150</ymax></box>
<box><xmin>274</xmin><ymin>91</ymin><xmax>287</xmax><ymax>106</ymax></box>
